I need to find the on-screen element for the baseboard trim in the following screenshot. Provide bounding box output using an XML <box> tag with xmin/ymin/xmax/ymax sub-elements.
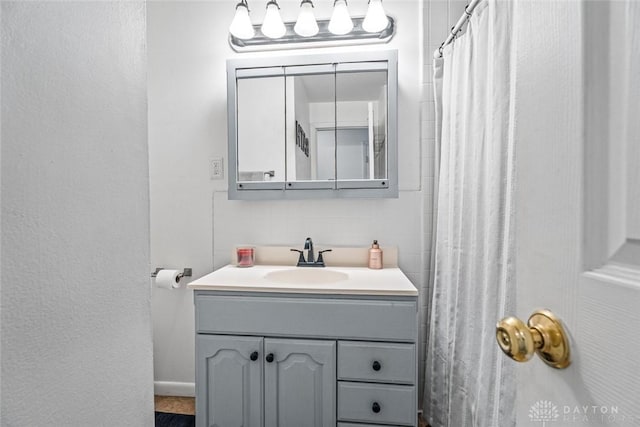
<box><xmin>154</xmin><ymin>381</ymin><xmax>195</xmax><ymax>397</ymax></box>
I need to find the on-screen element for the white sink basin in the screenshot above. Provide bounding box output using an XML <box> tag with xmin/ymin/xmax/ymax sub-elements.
<box><xmin>264</xmin><ymin>268</ymin><xmax>349</xmax><ymax>285</ymax></box>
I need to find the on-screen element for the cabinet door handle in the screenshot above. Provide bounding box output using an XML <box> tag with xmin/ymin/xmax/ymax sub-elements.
<box><xmin>372</xmin><ymin>360</ymin><xmax>381</xmax><ymax>371</ymax></box>
<box><xmin>249</xmin><ymin>351</ymin><xmax>259</xmax><ymax>361</ymax></box>
<box><xmin>372</xmin><ymin>402</ymin><xmax>381</xmax><ymax>413</ymax></box>
<box><xmin>265</xmin><ymin>353</ymin><xmax>274</xmax><ymax>363</ymax></box>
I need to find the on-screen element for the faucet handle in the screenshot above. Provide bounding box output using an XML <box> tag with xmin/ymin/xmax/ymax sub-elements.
<box><xmin>290</xmin><ymin>249</ymin><xmax>306</xmax><ymax>265</ymax></box>
<box><xmin>317</xmin><ymin>249</ymin><xmax>332</xmax><ymax>265</ymax></box>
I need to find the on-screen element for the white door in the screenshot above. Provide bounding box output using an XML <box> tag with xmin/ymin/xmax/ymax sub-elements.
<box><xmin>509</xmin><ymin>1</ymin><xmax>640</xmax><ymax>425</ymax></box>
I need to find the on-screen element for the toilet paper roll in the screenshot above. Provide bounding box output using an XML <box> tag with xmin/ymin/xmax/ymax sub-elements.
<box><xmin>155</xmin><ymin>269</ymin><xmax>181</xmax><ymax>289</ymax></box>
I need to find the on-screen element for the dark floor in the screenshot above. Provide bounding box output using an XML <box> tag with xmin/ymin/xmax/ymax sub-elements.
<box><xmin>155</xmin><ymin>411</ymin><xmax>195</xmax><ymax>427</ymax></box>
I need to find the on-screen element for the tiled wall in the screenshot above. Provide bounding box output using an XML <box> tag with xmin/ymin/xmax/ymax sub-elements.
<box><xmin>212</xmin><ymin>193</ymin><xmax>425</xmax><ymax>280</ymax></box>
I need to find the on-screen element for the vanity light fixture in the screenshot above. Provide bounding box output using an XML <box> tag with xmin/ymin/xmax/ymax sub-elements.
<box><xmin>294</xmin><ymin>0</ymin><xmax>319</xmax><ymax>37</ymax></box>
<box><xmin>228</xmin><ymin>0</ymin><xmax>395</xmax><ymax>51</ymax></box>
<box><xmin>229</xmin><ymin>0</ymin><xmax>255</xmax><ymax>40</ymax></box>
<box><xmin>261</xmin><ymin>0</ymin><xmax>287</xmax><ymax>39</ymax></box>
<box><xmin>328</xmin><ymin>0</ymin><xmax>354</xmax><ymax>35</ymax></box>
<box><xmin>362</xmin><ymin>0</ymin><xmax>389</xmax><ymax>32</ymax></box>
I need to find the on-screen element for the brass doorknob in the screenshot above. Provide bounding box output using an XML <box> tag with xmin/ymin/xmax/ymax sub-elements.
<box><xmin>496</xmin><ymin>309</ymin><xmax>570</xmax><ymax>369</ymax></box>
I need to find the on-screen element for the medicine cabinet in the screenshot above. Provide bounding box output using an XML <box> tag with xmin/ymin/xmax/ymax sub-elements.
<box><xmin>227</xmin><ymin>50</ymin><xmax>398</xmax><ymax>200</ymax></box>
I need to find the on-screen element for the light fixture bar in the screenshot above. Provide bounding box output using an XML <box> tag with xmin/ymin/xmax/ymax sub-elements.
<box><xmin>229</xmin><ymin>16</ymin><xmax>394</xmax><ymax>52</ymax></box>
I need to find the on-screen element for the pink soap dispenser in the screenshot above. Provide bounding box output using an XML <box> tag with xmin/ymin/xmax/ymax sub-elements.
<box><xmin>368</xmin><ymin>240</ymin><xmax>383</xmax><ymax>269</ymax></box>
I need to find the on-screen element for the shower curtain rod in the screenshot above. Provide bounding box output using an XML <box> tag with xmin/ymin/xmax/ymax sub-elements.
<box><xmin>434</xmin><ymin>0</ymin><xmax>483</xmax><ymax>58</ymax></box>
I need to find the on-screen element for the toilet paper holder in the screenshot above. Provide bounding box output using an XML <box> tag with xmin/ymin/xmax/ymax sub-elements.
<box><xmin>151</xmin><ymin>267</ymin><xmax>192</xmax><ymax>279</ymax></box>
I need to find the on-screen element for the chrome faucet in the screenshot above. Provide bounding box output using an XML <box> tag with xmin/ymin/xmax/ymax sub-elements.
<box><xmin>304</xmin><ymin>237</ymin><xmax>315</xmax><ymax>264</ymax></box>
<box><xmin>290</xmin><ymin>237</ymin><xmax>332</xmax><ymax>267</ymax></box>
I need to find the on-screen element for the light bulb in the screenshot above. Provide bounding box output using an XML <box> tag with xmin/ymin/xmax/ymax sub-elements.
<box><xmin>294</xmin><ymin>0</ymin><xmax>319</xmax><ymax>37</ymax></box>
<box><xmin>229</xmin><ymin>0</ymin><xmax>255</xmax><ymax>40</ymax></box>
<box><xmin>363</xmin><ymin>0</ymin><xmax>389</xmax><ymax>33</ymax></box>
<box><xmin>261</xmin><ymin>0</ymin><xmax>286</xmax><ymax>39</ymax></box>
<box><xmin>328</xmin><ymin>0</ymin><xmax>353</xmax><ymax>35</ymax></box>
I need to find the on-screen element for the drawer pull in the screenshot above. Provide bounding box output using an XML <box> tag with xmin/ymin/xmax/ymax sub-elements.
<box><xmin>249</xmin><ymin>351</ymin><xmax>259</xmax><ymax>361</ymax></box>
<box><xmin>372</xmin><ymin>360</ymin><xmax>381</xmax><ymax>371</ymax></box>
<box><xmin>372</xmin><ymin>402</ymin><xmax>381</xmax><ymax>413</ymax></box>
<box><xmin>266</xmin><ymin>353</ymin><xmax>274</xmax><ymax>363</ymax></box>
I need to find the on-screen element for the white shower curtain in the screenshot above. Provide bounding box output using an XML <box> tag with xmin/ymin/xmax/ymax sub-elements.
<box><xmin>424</xmin><ymin>1</ymin><xmax>516</xmax><ymax>426</ymax></box>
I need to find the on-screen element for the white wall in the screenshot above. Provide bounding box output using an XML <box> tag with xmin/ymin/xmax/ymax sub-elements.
<box><xmin>147</xmin><ymin>2</ymin><xmax>218</xmax><ymax>396</ymax></box>
<box><xmin>1</xmin><ymin>2</ymin><xmax>153</xmax><ymax>425</ymax></box>
<box><xmin>148</xmin><ymin>0</ymin><xmax>462</xmax><ymax>404</ymax></box>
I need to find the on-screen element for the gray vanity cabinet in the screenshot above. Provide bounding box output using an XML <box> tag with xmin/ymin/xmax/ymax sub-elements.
<box><xmin>196</xmin><ymin>333</ymin><xmax>336</xmax><ymax>427</ymax></box>
<box><xmin>194</xmin><ymin>291</ymin><xmax>418</xmax><ymax>427</ymax></box>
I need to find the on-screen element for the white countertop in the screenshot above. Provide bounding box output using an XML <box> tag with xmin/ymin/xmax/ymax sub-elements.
<box><xmin>187</xmin><ymin>264</ymin><xmax>418</xmax><ymax>296</ymax></box>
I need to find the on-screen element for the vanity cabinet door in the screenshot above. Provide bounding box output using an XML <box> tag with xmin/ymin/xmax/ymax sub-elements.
<box><xmin>196</xmin><ymin>335</ymin><xmax>263</xmax><ymax>427</ymax></box>
<box><xmin>264</xmin><ymin>338</ymin><xmax>336</xmax><ymax>427</ymax></box>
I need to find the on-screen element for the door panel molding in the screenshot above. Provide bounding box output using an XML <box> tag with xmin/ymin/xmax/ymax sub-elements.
<box><xmin>264</xmin><ymin>338</ymin><xmax>336</xmax><ymax>427</ymax></box>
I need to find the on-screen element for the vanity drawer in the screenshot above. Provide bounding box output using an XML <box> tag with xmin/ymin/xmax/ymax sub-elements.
<box><xmin>195</xmin><ymin>294</ymin><xmax>417</xmax><ymax>342</ymax></box>
<box><xmin>338</xmin><ymin>382</ymin><xmax>416</xmax><ymax>426</ymax></box>
<box><xmin>338</xmin><ymin>341</ymin><xmax>415</xmax><ymax>385</ymax></box>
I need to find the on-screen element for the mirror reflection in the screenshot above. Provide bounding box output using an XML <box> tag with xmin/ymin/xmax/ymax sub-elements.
<box><xmin>285</xmin><ymin>72</ymin><xmax>335</xmax><ymax>182</ymax></box>
<box><xmin>236</xmin><ymin>70</ymin><xmax>388</xmax><ymax>184</ymax></box>
<box><xmin>336</xmin><ymin>70</ymin><xmax>387</xmax><ymax>180</ymax></box>
<box><xmin>284</xmin><ymin>69</ymin><xmax>388</xmax><ymax>183</ymax></box>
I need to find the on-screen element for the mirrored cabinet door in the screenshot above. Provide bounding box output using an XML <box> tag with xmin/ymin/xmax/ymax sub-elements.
<box><xmin>285</xmin><ymin>64</ymin><xmax>336</xmax><ymax>190</ymax></box>
<box><xmin>336</xmin><ymin>63</ymin><xmax>389</xmax><ymax>189</ymax></box>
<box><xmin>236</xmin><ymin>68</ymin><xmax>285</xmax><ymax>189</ymax></box>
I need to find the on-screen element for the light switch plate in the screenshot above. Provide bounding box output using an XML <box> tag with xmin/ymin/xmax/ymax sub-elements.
<box><xmin>210</xmin><ymin>157</ymin><xmax>224</xmax><ymax>180</ymax></box>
